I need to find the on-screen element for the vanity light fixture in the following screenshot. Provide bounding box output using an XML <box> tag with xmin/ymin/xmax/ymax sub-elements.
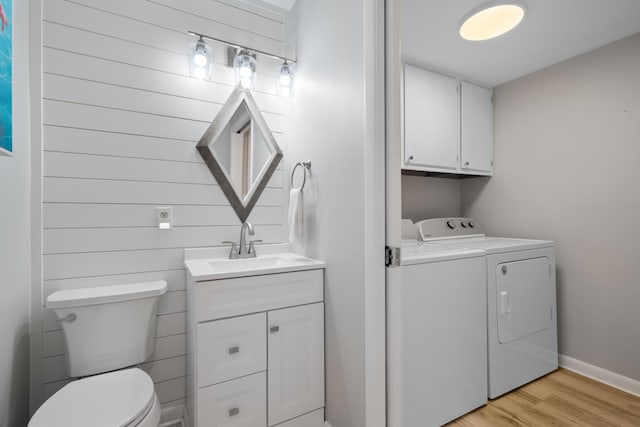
<box><xmin>187</xmin><ymin>30</ymin><xmax>296</xmax><ymax>95</ymax></box>
<box><xmin>188</xmin><ymin>36</ymin><xmax>213</xmax><ymax>79</ymax></box>
<box><xmin>460</xmin><ymin>2</ymin><xmax>525</xmax><ymax>41</ymax></box>
<box><xmin>277</xmin><ymin>61</ymin><xmax>293</xmax><ymax>97</ymax></box>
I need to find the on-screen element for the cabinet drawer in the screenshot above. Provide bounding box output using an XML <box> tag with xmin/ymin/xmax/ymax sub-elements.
<box><xmin>196</xmin><ymin>270</ymin><xmax>323</xmax><ymax>322</ymax></box>
<box><xmin>197</xmin><ymin>372</ymin><xmax>266</xmax><ymax>427</ymax></box>
<box><xmin>198</xmin><ymin>313</ymin><xmax>266</xmax><ymax>387</ymax></box>
<box><xmin>273</xmin><ymin>408</ymin><xmax>324</xmax><ymax>427</ymax></box>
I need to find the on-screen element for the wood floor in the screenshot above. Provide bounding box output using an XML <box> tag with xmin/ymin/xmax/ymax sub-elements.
<box><xmin>446</xmin><ymin>369</ymin><xmax>640</xmax><ymax>427</ymax></box>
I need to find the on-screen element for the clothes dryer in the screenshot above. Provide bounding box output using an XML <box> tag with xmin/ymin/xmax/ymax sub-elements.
<box><xmin>416</xmin><ymin>218</ymin><xmax>558</xmax><ymax>399</ymax></box>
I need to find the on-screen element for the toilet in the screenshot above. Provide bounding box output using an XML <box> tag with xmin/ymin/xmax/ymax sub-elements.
<box><xmin>29</xmin><ymin>281</ymin><xmax>168</xmax><ymax>427</ymax></box>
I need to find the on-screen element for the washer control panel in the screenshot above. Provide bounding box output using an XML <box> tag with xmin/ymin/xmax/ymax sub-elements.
<box><xmin>415</xmin><ymin>218</ymin><xmax>485</xmax><ymax>241</ymax></box>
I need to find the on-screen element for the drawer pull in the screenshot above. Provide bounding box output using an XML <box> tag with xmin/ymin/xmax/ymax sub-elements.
<box><xmin>270</xmin><ymin>326</ymin><xmax>280</xmax><ymax>333</ymax></box>
<box><xmin>228</xmin><ymin>346</ymin><xmax>240</xmax><ymax>355</ymax></box>
<box><xmin>229</xmin><ymin>407</ymin><xmax>240</xmax><ymax>417</ymax></box>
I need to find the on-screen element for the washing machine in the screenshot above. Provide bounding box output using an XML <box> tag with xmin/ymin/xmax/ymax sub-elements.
<box><xmin>388</xmin><ymin>222</ymin><xmax>488</xmax><ymax>426</ymax></box>
<box><xmin>416</xmin><ymin>218</ymin><xmax>558</xmax><ymax>399</ymax></box>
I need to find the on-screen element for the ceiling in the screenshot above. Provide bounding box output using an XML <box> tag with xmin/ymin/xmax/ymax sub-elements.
<box><xmin>402</xmin><ymin>0</ymin><xmax>640</xmax><ymax>87</ymax></box>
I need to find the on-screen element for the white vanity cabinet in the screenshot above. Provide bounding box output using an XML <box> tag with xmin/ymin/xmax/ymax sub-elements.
<box><xmin>186</xmin><ymin>268</ymin><xmax>325</xmax><ymax>427</ymax></box>
<box><xmin>403</xmin><ymin>63</ymin><xmax>493</xmax><ymax>176</ymax></box>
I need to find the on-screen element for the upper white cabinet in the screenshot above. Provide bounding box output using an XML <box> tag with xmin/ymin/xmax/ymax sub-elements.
<box><xmin>461</xmin><ymin>81</ymin><xmax>493</xmax><ymax>175</ymax></box>
<box><xmin>404</xmin><ymin>64</ymin><xmax>460</xmax><ymax>172</ymax></box>
<box><xmin>403</xmin><ymin>64</ymin><xmax>493</xmax><ymax>176</ymax></box>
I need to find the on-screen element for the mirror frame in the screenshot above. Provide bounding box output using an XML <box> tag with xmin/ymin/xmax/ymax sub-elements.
<box><xmin>197</xmin><ymin>88</ymin><xmax>283</xmax><ymax>223</ymax></box>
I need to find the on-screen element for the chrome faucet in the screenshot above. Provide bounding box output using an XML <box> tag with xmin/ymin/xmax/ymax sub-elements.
<box><xmin>223</xmin><ymin>222</ymin><xmax>262</xmax><ymax>259</ymax></box>
<box><xmin>239</xmin><ymin>222</ymin><xmax>254</xmax><ymax>256</ymax></box>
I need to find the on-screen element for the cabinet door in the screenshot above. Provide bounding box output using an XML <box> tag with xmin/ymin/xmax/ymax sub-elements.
<box><xmin>461</xmin><ymin>81</ymin><xmax>493</xmax><ymax>175</ymax></box>
<box><xmin>267</xmin><ymin>303</ymin><xmax>324</xmax><ymax>426</ymax></box>
<box><xmin>404</xmin><ymin>64</ymin><xmax>460</xmax><ymax>172</ymax></box>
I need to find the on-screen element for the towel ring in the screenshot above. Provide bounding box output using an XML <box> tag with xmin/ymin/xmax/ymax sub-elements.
<box><xmin>291</xmin><ymin>161</ymin><xmax>311</xmax><ymax>191</ymax></box>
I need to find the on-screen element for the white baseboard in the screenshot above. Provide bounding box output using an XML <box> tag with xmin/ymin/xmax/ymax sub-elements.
<box><xmin>559</xmin><ymin>354</ymin><xmax>640</xmax><ymax>397</ymax></box>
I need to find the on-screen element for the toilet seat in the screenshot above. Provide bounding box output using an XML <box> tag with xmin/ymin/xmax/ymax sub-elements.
<box><xmin>29</xmin><ymin>368</ymin><xmax>159</xmax><ymax>427</ymax></box>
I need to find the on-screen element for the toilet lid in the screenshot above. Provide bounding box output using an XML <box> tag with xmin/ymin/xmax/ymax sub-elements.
<box><xmin>29</xmin><ymin>368</ymin><xmax>155</xmax><ymax>427</ymax></box>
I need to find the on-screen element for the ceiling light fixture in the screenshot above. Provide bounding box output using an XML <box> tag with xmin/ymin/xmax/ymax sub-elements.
<box><xmin>460</xmin><ymin>2</ymin><xmax>525</xmax><ymax>41</ymax></box>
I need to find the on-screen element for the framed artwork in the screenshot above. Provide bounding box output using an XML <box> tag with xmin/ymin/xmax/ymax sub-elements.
<box><xmin>0</xmin><ymin>0</ymin><xmax>11</xmax><ymax>156</ymax></box>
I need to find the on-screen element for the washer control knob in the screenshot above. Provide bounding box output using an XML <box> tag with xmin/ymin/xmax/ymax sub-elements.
<box><xmin>446</xmin><ymin>220</ymin><xmax>456</xmax><ymax>230</ymax></box>
<box><xmin>460</xmin><ymin>221</ymin><xmax>467</xmax><ymax>228</ymax></box>
<box><xmin>468</xmin><ymin>221</ymin><xmax>475</xmax><ymax>228</ymax></box>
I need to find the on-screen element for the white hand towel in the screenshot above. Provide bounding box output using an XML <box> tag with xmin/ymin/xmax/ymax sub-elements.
<box><xmin>288</xmin><ymin>188</ymin><xmax>304</xmax><ymax>250</ymax></box>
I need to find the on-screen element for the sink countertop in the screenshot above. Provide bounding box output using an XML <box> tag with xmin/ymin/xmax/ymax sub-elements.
<box><xmin>185</xmin><ymin>244</ymin><xmax>325</xmax><ymax>281</ymax></box>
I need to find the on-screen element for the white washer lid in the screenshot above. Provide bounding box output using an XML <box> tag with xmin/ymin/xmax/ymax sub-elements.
<box><xmin>29</xmin><ymin>368</ymin><xmax>155</xmax><ymax>427</ymax></box>
<box><xmin>432</xmin><ymin>237</ymin><xmax>554</xmax><ymax>254</ymax></box>
<box><xmin>401</xmin><ymin>241</ymin><xmax>485</xmax><ymax>265</ymax></box>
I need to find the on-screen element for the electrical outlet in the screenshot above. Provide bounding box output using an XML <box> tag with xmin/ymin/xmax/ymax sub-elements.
<box><xmin>156</xmin><ymin>207</ymin><xmax>173</xmax><ymax>229</ymax></box>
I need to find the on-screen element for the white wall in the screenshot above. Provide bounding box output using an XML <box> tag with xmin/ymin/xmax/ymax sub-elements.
<box><xmin>35</xmin><ymin>0</ymin><xmax>289</xmax><ymax>409</ymax></box>
<box><xmin>286</xmin><ymin>0</ymin><xmax>370</xmax><ymax>425</ymax></box>
<box><xmin>401</xmin><ymin>175</ymin><xmax>461</xmax><ymax>221</ymax></box>
<box><xmin>461</xmin><ymin>33</ymin><xmax>640</xmax><ymax>381</ymax></box>
<box><xmin>0</xmin><ymin>0</ymin><xmax>31</xmax><ymax>425</ymax></box>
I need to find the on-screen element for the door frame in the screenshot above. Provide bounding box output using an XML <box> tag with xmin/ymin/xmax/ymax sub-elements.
<box><xmin>363</xmin><ymin>0</ymin><xmax>388</xmax><ymax>426</ymax></box>
<box><xmin>384</xmin><ymin>0</ymin><xmax>405</xmax><ymax>426</ymax></box>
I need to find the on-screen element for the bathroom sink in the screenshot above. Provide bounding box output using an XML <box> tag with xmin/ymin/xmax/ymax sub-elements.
<box><xmin>184</xmin><ymin>248</ymin><xmax>325</xmax><ymax>281</ymax></box>
<box><xmin>208</xmin><ymin>253</ymin><xmax>311</xmax><ymax>272</ymax></box>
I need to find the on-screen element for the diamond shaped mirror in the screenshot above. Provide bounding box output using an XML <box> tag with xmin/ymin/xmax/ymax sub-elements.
<box><xmin>197</xmin><ymin>88</ymin><xmax>283</xmax><ymax>223</ymax></box>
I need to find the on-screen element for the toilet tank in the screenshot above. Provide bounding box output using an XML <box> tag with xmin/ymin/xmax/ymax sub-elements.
<box><xmin>46</xmin><ymin>281</ymin><xmax>168</xmax><ymax>378</ymax></box>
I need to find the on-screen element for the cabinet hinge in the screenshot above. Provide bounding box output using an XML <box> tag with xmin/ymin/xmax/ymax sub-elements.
<box><xmin>385</xmin><ymin>246</ymin><xmax>401</xmax><ymax>268</ymax></box>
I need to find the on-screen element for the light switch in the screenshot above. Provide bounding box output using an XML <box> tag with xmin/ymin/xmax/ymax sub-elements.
<box><xmin>156</xmin><ymin>207</ymin><xmax>173</xmax><ymax>229</ymax></box>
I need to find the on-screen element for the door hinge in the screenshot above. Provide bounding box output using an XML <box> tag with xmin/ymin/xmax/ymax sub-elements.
<box><xmin>385</xmin><ymin>246</ymin><xmax>401</xmax><ymax>268</ymax></box>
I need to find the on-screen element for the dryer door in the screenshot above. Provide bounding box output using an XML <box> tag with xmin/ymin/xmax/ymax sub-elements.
<box><xmin>496</xmin><ymin>257</ymin><xmax>552</xmax><ymax>344</ymax></box>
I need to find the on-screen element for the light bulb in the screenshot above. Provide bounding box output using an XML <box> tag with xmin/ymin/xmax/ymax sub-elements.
<box><xmin>239</xmin><ymin>64</ymin><xmax>253</xmax><ymax>78</ymax></box>
<box><xmin>193</xmin><ymin>49</ymin><xmax>208</xmax><ymax>67</ymax></box>
<box><xmin>279</xmin><ymin>74</ymin><xmax>291</xmax><ymax>86</ymax></box>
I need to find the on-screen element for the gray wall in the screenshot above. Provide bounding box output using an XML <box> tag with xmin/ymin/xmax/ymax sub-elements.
<box><xmin>0</xmin><ymin>0</ymin><xmax>31</xmax><ymax>425</ymax></box>
<box><xmin>461</xmin><ymin>33</ymin><xmax>640</xmax><ymax>381</ymax></box>
<box><xmin>401</xmin><ymin>175</ymin><xmax>461</xmax><ymax>221</ymax></box>
<box><xmin>287</xmin><ymin>0</ymin><xmax>368</xmax><ymax>425</ymax></box>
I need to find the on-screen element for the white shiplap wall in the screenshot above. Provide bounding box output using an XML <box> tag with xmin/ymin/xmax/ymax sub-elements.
<box><xmin>39</xmin><ymin>0</ymin><xmax>289</xmax><ymax>409</ymax></box>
